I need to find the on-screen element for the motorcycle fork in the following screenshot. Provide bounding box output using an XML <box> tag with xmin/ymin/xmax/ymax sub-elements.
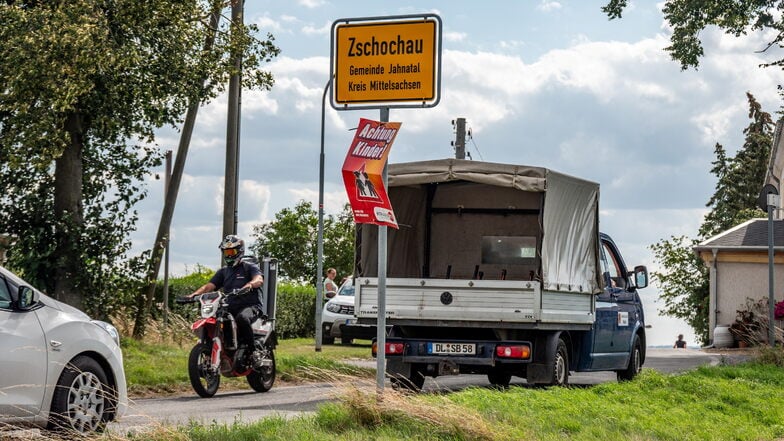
<box><xmin>211</xmin><ymin>335</ymin><xmax>222</xmax><ymax>370</ymax></box>
<box><xmin>220</xmin><ymin>313</ymin><xmax>239</xmax><ymax>351</ymax></box>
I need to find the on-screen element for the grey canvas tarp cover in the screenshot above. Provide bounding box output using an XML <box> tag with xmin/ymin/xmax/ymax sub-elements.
<box><xmin>358</xmin><ymin>159</ymin><xmax>602</xmax><ymax>295</ymax></box>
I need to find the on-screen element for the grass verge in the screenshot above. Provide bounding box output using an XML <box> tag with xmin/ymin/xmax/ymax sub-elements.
<box><xmin>109</xmin><ymin>355</ymin><xmax>784</xmax><ymax>441</ymax></box>
<box><xmin>123</xmin><ymin>337</ymin><xmax>375</xmax><ymax>396</ymax></box>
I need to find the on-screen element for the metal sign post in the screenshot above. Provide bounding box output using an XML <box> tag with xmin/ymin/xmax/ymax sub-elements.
<box><xmin>768</xmin><ymin>193</ymin><xmax>779</xmax><ymax>347</ymax></box>
<box><xmin>759</xmin><ymin>183</ymin><xmax>779</xmax><ymax>347</ymax></box>
<box><xmin>315</xmin><ymin>78</ymin><xmax>333</xmax><ymax>352</ymax></box>
<box><xmin>376</xmin><ymin>107</ymin><xmax>389</xmax><ymax>392</ymax></box>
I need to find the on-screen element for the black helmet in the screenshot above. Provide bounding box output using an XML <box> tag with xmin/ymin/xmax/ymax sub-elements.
<box><xmin>219</xmin><ymin>234</ymin><xmax>244</xmax><ymax>265</ymax></box>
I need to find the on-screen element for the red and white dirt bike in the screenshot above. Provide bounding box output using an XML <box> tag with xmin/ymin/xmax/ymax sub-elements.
<box><xmin>176</xmin><ymin>288</ymin><xmax>276</xmax><ymax>398</ymax></box>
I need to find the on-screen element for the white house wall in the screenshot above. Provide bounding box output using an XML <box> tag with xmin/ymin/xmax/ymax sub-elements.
<box><xmin>711</xmin><ymin>259</ymin><xmax>784</xmax><ymax>341</ymax></box>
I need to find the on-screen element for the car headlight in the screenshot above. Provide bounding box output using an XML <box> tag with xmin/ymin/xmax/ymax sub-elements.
<box><xmin>92</xmin><ymin>320</ymin><xmax>121</xmax><ymax>346</ymax></box>
<box><xmin>326</xmin><ymin>302</ymin><xmax>341</xmax><ymax>313</ymax></box>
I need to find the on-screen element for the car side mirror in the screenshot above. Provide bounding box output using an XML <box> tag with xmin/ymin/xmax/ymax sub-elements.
<box><xmin>633</xmin><ymin>265</ymin><xmax>648</xmax><ymax>289</ymax></box>
<box><xmin>16</xmin><ymin>286</ymin><xmax>39</xmax><ymax>311</ymax></box>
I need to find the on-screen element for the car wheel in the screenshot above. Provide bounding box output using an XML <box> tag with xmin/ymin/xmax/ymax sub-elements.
<box><xmin>321</xmin><ymin>334</ymin><xmax>335</xmax><ymax>345</ymax></box>
<box><xmin>341</xmin><ymin>337</ymin><xmax>354</xmax><ymax>346</ymax></box>
<box><xmin>188</xmin><ymin>344</ymin><xmax>221</xmax><ymax>398</ymax></box>
<box><xmin>617</xmin><ymin>335</ymin><xmax>642</xmax><ymax>382</ymax></box>
<box><xmin>48</xmin><ymin>356</ymin><xmax>112</xmax><ymax>433</ymax></box>
<box><xmin>247</xmin><ymin>349</ymin><xmax>275</xmax><ymax>392</ymax></box>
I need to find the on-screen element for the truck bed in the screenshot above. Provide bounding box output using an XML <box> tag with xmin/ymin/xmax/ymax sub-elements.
<box><xmin>355</xmin><ymin>277</ymin><xmax>594</xmax><ymax>327</ymax></box>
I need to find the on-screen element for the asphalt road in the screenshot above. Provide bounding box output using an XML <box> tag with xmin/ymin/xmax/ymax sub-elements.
<box><xmin>107</xmin><ymin>348</ymin><xmax>744</xmax><ymax>434</ymax></box>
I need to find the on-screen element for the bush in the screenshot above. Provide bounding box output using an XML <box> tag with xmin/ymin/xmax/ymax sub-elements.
<box><xmin>730</xmin><ymin>297</ymin><xmax>784</xmax><ymax>347</ymax></box>
<box><xmin>275</xmin><ymin>283</ymin><xmax>316</xmax><ymax>339</ymax></box>
<box><xmin>145</xmin><ymin>267</ymin><xmax>317</xmax><ymax>340</ymax></box>
<box><xmin>149</xmin><ymin>265</ymin><xmax>214</xmax><ymax>322</ymax></box>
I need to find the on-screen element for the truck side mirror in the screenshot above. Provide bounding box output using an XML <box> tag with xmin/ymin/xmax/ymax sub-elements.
<box><xmin>633</xmin><ymin>266</ymin><xmax>648</xmax><ymax>289</ymax></box>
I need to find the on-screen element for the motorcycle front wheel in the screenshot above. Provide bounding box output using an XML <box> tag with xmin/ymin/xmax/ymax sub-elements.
<box><xmin>188</xmin><ymin>344</ymin><xmax>221</xmax><ymax>398</ymax></box>
<box><xmin>247</xmin><ymin>348</ymin><xmax>275</xmax><ymax>392</ymax></box>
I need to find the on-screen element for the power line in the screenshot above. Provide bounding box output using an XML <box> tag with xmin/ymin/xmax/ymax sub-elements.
<box><xmin>467</xmin><ymin>125</ymin><xmax>484</xmax><ymax>160</ymax></box>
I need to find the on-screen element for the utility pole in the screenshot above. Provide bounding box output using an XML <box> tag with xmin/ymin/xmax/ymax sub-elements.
<box><xmin>452</xmin><ymin>117</ymin><xmax>466</xmax><ymax>159</ymax></box>
<box><xmin>163</xmin><ymin>150</ymin><xmax>172</xmax><ymax>326</ymax></box>
<box><xmin>223</xmin><ymin>0</ymin><xmax>243</xmax><ymax>239</ymax></box>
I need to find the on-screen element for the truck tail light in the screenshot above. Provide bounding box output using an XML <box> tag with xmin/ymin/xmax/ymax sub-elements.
<box><xmin>371</xmin><ymin>342</ymin><xmax>405</xmax><ymax>357</ymax></box>
<box><xmin>496</xmin><ymin>345</ymin><xmax>530</xmax><ymax>359</ymax></box>
<box><xmin>385</xmin><ymin>342</ymin><xmax>405</xmax><ymax>355</ymax></box>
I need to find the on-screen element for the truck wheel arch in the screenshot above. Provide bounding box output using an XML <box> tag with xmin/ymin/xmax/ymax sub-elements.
<box><xmin>527</xmin><ymin>331</ymin><xmax>571</xmax><ymax>385</ymax></box>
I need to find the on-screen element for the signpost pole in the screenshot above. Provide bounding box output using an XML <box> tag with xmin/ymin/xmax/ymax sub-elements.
<box><xmin>376</xmin><ymin>107</ymin><xmax>389</xmax><ymax>392</ymax></box>
<box><xmin>315</xmin><ymin>78</ymin><xmax>332</xmax><ymax>352</ymax></box>
<box><xmin>768</xmin><ymin>195</ymin><xmax>778</xmax><ymax>347</ymax></box>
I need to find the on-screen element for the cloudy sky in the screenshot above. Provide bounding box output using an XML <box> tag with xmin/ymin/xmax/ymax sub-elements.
<box><xmin>131</xmin><ymin>1</ymin><xmax>783</xmax><ymax>346</ymax></box>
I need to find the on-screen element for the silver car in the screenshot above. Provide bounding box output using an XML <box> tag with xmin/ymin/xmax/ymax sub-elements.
<box><xmin>321</xmin><ymin>277</ymin><xmax>378</xmax><ymax>345</ymax></box>
<box><xmin>0</xmin><ymin>265</ymin><xmax>127</xmax><ymax>433</ymax></box>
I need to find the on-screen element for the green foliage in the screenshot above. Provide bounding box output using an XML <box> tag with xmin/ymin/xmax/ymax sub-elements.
<box><xmin>145</xmin><ymin>267</ymin><xmax>318</xmax><ymax>339</ymax></box>
<box><xmin>700</xmin><ymin>93</ymin><xmax>774</xmax><ymax>238</ymax></box>
<box><xmin>148</xmin><ymin>265</ymin><xmax>214</xmax><ymax>322</ymax></box>
<box><xmin>604</xmin><ymin>0</ymin><xmax>784</xmax><ymax>71</ymax></box>
<box><xmin>650</xmin><ymin>236</ymin><xmax>711</xmax><ymax>343</ymax></box>
<box><xmin>0</xmin><ymin>0</ymin><xmax>279</xmax><ymax>316</ymax></box>
<box><xmin>251</xmin><ymin>201</ymin><xmax>355</xmax><ymax>285</ymax></box>
<box><xmin>275</xmin><ymin>283</ymin><xmax>317</xmax><ymax>339</ymax></box>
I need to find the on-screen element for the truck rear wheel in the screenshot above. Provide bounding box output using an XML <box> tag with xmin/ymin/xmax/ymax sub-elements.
<box><xmin>617</xmin><ymin>335</ymin><xmax>642</xmax><ymax>382</ymax></box>
<box><xmin>550</xmin><ymin>339</ymin><xmax>569</xmax><ymax>386</ymax></box>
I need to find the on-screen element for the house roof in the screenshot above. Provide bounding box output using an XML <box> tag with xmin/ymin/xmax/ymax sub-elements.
<box><xmin>694</xmin><ymin>218</ymin><xmax>784</xmax><ymax>251</ymax></box>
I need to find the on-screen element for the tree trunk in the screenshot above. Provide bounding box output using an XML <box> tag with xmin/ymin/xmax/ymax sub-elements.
<box><xmin>53</xmin><ymin>112</ymin><xmax>85</xmax><ymax>311</ymax></box>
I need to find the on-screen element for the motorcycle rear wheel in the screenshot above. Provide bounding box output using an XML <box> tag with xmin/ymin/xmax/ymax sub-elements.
<box><xmin>188</xmin><ymin>344</ymin><xmax>221</xmax><ymax>398</ymax></box>
<box><xmin>247</xmin><ymin>348</ymin><xmax>275</xmax><ymax>392</ymax></box>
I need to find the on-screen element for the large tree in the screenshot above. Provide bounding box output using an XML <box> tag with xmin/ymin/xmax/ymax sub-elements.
<box><xmin>603</xmin><ymin>0</ymin><xmax>784</xmax><ymax>70</ymax></box>
<box><xmin>700</xmin><ymin>93</ymin><xmax>775</xmax><ymax>237</ymax></box>
<box><xmin>251</xmin><ymin>201</ymin><xmax>355</xmax><ymax>286</ymax></box>
<box><xmin>0</xmin><ymin>0</ymin><xmax>279</xmax><ymax>316</ymax></box>
<box><xmin>650</xmin><ymin>93</ymin><xmax>773</xmax><ymax>344</ymax></box>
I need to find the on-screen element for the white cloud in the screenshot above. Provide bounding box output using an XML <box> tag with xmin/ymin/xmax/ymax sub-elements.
<box><xmin>302</xmin><ymin>21</ymin><xmax>331</xmax><ymax>36</ymax></box>
<box><xmin>239</xmin><ymin>180</ymin><xmax>272</xmax><ymax>224</ymax></box>
<box><xmin>253</xmin><ymin>15</ymin><xmax>285</xmax><ymax>33</ymax></box>
<box><xmin>537</xmin><ymin>1</ymin><xmax>562</xmax><ymax>12</ymax></box>
<box><xmin>444</xmin><ymin>31</ymin><xmax>467</xmax><ymax>42</ymax></box>
<box><xmin>499</xmin><ymin>40</ymin><xmax>525</xmax><ymax>50</ymax></box>
<box><xmin>298</xmin><ymin>0</ymin><xmax>325</xmax><ymax>9</ymax></box>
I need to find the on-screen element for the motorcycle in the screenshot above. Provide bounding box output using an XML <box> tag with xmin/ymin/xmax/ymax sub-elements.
<box><xmin>176</xmin><ymin>288</ymin><xmax>276</xmax><ymax>398</ymax></box>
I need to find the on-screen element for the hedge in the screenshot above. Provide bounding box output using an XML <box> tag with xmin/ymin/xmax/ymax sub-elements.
<box><xmin>154</xmin><ymin>271</ymin><xmax>317</xmax><ymax>339</ymax></box>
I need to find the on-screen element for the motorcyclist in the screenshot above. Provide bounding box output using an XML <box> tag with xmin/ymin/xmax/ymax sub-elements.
<box><xmin>188</xmin><ymin>235</ymin><xmax>263</xmax><ymax>365</ymax></box>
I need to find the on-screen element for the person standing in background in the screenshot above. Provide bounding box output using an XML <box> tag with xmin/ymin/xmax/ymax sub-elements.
<box><xmin>674</xmin><ymin>334</ymin><xmax>687</xmax><ymax>349</ymax></box>
<box><xmin>324</xmin><ymin>268</ymin><xmax>338</xmax><ymax>299</ymax></box>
